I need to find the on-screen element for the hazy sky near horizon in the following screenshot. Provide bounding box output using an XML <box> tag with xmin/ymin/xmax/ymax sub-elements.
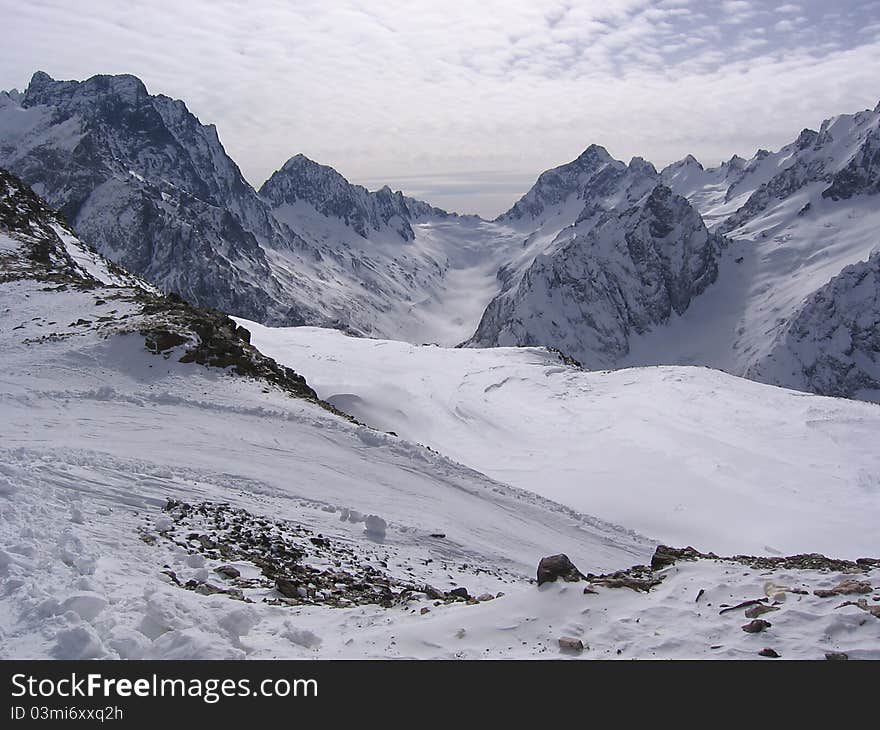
<box><xmin>2</xmin><ymin>0</ymin><xmax>879</xmax><ymax>217</ymax></box>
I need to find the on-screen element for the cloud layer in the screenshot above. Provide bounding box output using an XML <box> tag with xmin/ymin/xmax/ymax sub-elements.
<box><xmin>2</xmin><ymin>0</ymin><xmax>878</xmax><ymax>216</ymax></box>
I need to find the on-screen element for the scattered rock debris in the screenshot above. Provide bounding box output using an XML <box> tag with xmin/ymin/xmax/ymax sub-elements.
<box><xmin>651</xmin><ymin>544</ymin><xmax>878</xmax><ymax>574</ymax></box>
<box><xmin>145</xmin><ymin>499</ymin><xmax>511</xmax><ymax>610</ymax></box>
<box><xmin>814</xmin><ymin>578</ymin><xmax>873</xmax><ymax>598</ymax></box>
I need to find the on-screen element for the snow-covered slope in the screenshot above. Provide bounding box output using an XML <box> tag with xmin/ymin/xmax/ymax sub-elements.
<box><xmin>2</xmin><ymin>170</ymin><xmax>878</xmax><ymax>660</ymax></box>
<box><xmin>649</xmin><ymin>103</ymin><xmax>880</xmax><ymax>399</ymax></box>
<box><xmin>238</xmin><ymin>323</ymin><xmax>880</xmax><ymax>560</ymax></box>
<box><xmin>3</xmin><ymin>168</ymin><xmax>683</xmax><ymax>659</ymax></box>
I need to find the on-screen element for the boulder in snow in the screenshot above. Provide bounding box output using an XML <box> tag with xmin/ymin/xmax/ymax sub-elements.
<box><xmin>536</xmin><ymin>554</ymin><xmax>586</xmax><ymax>586</ymax></box>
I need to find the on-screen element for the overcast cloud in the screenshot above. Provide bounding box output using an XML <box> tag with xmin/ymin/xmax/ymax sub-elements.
<box><xmin>2</xmin><ymin>0</ymin><xmax>879</xmax><ymax>216</ymax></box>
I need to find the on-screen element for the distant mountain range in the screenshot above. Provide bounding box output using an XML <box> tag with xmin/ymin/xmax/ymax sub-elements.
<box><xmin>1</xmin><ymin>71</ymin><xmax>878</xmax><ymax>402</ymax></box>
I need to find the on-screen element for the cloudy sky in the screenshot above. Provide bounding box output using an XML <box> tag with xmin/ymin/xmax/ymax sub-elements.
<box><xmin>2</xmin><ymin>1</ymin><xmax>879</xmax><ymax>216</ymax></box>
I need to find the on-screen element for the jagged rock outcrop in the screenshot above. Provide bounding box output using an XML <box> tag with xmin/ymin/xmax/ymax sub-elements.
<box><xmin>0</xmin><ymin>165</ymin><xmax>145</xmax><ymax>288</ymax></box>
<box><xmin>0</xmin><ymin>71</ymin><xmax>304</xmax><ymax>323</ymax></box>
<box><xmin>748</xmin><ymin>250</ymin><xmax>880</xmax><ymax>400</ymax></box>
<box><xmin>469</xmin><ymin>185</ymin><xmax>725</xmax><ymax>366</ymax></box>
<box><xmin>822</xmin><ymin>126</ymin><xmax>880</xmax><ymax>200</ymax></box>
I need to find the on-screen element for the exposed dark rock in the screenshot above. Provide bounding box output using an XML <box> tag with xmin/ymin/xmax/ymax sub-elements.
<box><xmin>758</xmin><ymin>647</ymin><xmax>780</xmax><ymax>658</ymax></box>
<box><xmin>719</xmin><ymin>599</ymin><xmax>767</xmax><ymax>616</ymax></box>
<box><xmin>822</xmin><ymin>127</ymin><xmax>880</xmax><ymax>200</ymax></box>
<box><xmin>651</xmin><ymin>544</ymin><xmax>703</xmax><ymax>570</ymax></box>
<box><xmin>558</xmin><ymin>636</ymin><xmax>585</xmax><ymax>652</ymax></box>
<box><xmin>742</xmin><ymin>619</ymin><xmax>772</xmax><ymax>633</ymax></box>
<box><xmin>537</xmin><ymin>554</ymin><xmax>587</xmax><ymax>586</ymax></box>
<box><xmin>214</xmin><ymin>565</ymin><xmax>241</xmax><ymax>580</ymax></box>
<box><xmin>152</xmin><ymin>499</ymin><xmax>503</xmax><ymax>611</ymax></box>
<box><xmin>142</xmin><ymin>329</ymin><xmax>188</xmax><ymax>353</ymax></box>
<box><xmin>471</xmin><ymin>184</ymin><xmax>725</xmax><ymax>367</ymax></box>
<box><xmin>591</xmin><ymin>575</ymin><xmax>662</xmax><ymax>593</ymax></box>
<box><xmin>814</xmin><ymin>578</ymin><xmax>873</xmax><ymax>598</ymax></box>
<box><xmin>745</xmin><ymin>604</ymin><xmax>780</xmax><ymax>619</ymax></box>
<box><xmin>275</xmin><ymin>578</ymin><xmax>302</xmax><ymax>599</ymax></box>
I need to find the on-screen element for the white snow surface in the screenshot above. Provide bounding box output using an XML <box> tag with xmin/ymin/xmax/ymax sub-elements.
<box><xmin>1</xmin><ymin>273</ymin><xmax>877</xmax><ymax>659</ymax></box>
<box><xmin>239</xmin><ymin>322</ymin><xmax>880</xmax><ymax>560</ymax></box>
<box><xmin>0</xmin><ymin>274</ymin><xmax>659</xmax><ymax>659</ymax></box>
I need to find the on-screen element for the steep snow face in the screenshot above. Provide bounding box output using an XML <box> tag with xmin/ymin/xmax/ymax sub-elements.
<box><xmin>468</xmin><ymin>185</ymin><xmax>724</xmax><ymax>367</ymax></box>
<box><xmin>261</xmin><ymin>154</ymin><xmax>449</xmax><ymax>242</ymax></box>
<box><xmin>239</xmin><ymin>323</ymin><xmax>880</xmax><ymax>560</ymax></box>
<box><xmin>645</xmin><ymin>103</ymin><xmax>880</xmax><ymax>400</ymax></box>
<box><xmin>748</xmin><ymin>250</ymin><xmax>880</xmax><ymax>401</ymax></box>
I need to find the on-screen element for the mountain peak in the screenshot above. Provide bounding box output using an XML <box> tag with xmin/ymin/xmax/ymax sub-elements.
<box><xmin>575</xmin><ymin>144</ymin><xmax>612</xmax><ymax>166</ymax></box>
<box><xmin>628</xmin><ymin>156</ymin><xmax>658</xmax><ymax>176</ymax></box>
<box><xmin>795</xmin><ymin>128</ymin><xmax>819</xmax><ymax>150</ymax></box>
<box><xmin>262</xmin><ymin>156</ymin><xmax>426</xmax><ymax>241</ymax></box>
<box><xmin>28</xmin><ymin>70</ymin><xmax>54</xmax><ymax>89</ymax></box>
<box><xmin>23</xmin><ymin>71</ymin><xmax>150</xmax><ymax>108</ymax></box>
<box><xmin>281</xmin><ymin>153</ymin><xmax>328</xmax><ymax>172</ymax></box>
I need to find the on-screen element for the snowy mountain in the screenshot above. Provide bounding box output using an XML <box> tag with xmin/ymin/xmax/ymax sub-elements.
<box><xmin>469</xmin><ymin>184</ymin><xmax>725</xmax><ymax>366</ymax></box>
<box><xmin>255</xmin><ymin>152</ymin><xmax>510</xmax><ymax>342</ymax></box>
<box><xmin>647</xmin><ymin>101</ymin><xmax>880</xmax><ymax>400</ymax></box>
<box><xmin>261</xmin><ymin>153</ymin><xmax>450</xmax><ymax>242</ymax></box>
<box><xmin>1</xmin><ymin>71</ymin><xmax>878</xmax><ymax>403</ymax></box>
<box><xmin>0</xmin><ymin>72</ymin><xmax>503</xmax><ymax>343</ymax></box>
<box><xmin>0</xmin><ymin>71</ymin><xmax>307</xmax><ymax>324</ymax></box>
<box><xmin>3</xmin><ymin>170</ymin><xmax>877</xmax><ymax>660</ymax></box>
